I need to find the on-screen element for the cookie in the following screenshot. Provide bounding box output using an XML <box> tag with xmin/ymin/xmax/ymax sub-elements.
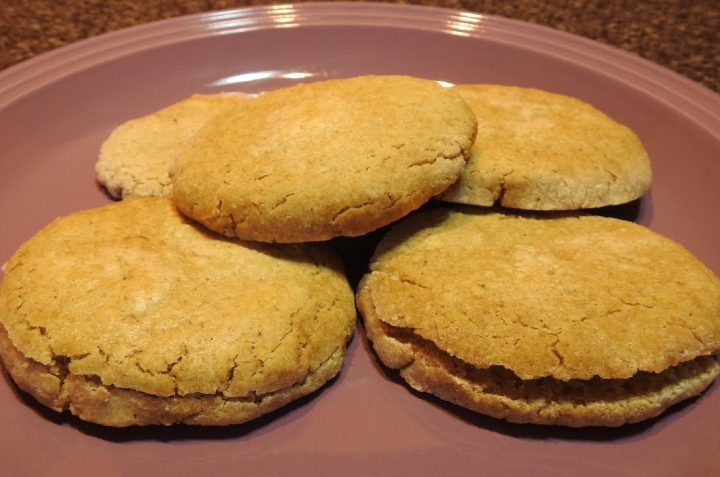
<box><xmin>96</xmin><ymin>93</ymin><xmax>250</xmax><ymax>199</ymax></box>
<box><xmin>0</xmin><ymin>197</ymin><xmax>356</xmax><ymax>426</ymax></box>
<box><xmin>356</xmin><ymin>207</ymin><xmax>720</xmax><ymax>426</ymax></box>
<box><xmin>170</xmin><ymin>75</ymin><xmax>477</xmax><ymax>243</ymax></box>
<box><xmin>437</xmin><ymin>84</ymin><xmax>652</xmax><ymax>210</ymax></box>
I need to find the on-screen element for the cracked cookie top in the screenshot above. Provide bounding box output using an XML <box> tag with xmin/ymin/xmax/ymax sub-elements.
<box><xmin>0</xmin><ymin>197</ymin><xmax>356</xmax><ymax>399</ymax></box>
<box><xmin>436</xmin><ymin>84</ymin><xmax>652</xmax><ymax>210</ymax></box>
<box><xmin>96</xmin><ymin>93</ymin><xmax>251</xmax><ymax>199</ymax></box>
<box><xmin>356</xmin><ymin>207</ymin><xmax>720</xmax><ymax>381</ymax></box>
<box><xmin>169</xmin><ymin>75</ymin><xmax>477</xmax><ymax>243</ymax></box>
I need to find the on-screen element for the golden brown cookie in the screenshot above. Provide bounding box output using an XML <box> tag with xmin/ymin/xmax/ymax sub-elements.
<box><xmin>96</xmin><ymin>93</ymin><xmax>250</xmax><ymax>199</ymax></box>
<box><xmin>356</xmin><ymin>207</ymin><xmax>720</xmax><ymax>427</ymax></box>
<box><xmin>0</xmin><ymin>197</ymin><xmax>356</xmax><ymax>426</ymax></box>
<box><xmin>170</xmin><ymin>75</ymin><xmax>477</xmax><ymax>243</ymax></box>
<box><xmin>437</xmin><ymin>84</ymin><xmax>652</xmax><ymax>210</ymax></box>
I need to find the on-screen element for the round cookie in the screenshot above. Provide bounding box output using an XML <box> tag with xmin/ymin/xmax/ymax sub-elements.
<box><xmin>0</xmin><ymin>197</ymin><xmax>356</xmax><ymax>427</ymax></box>
<box><xmin>356</xmin><ymin>207</ymin><xmax>720</xmax><ymax>427</ymax></box>
<box><xmin>170</xmin><ymin>75</ymin><xmax>477</xmax><ymax>243</ymax></box>
<box><xmin>96</xmin><ymin>93</ymin><xmax>250</xmax><ymax>199</ymax></box>
<box><xmin>437</xmin><ymin>84</ymin><xmax>652</xmax><ymax>210</ymax></box>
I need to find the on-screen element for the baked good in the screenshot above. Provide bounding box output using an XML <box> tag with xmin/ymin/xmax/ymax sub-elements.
<box><xmin>437</xmin><ymin>84</ymin><xmax>652</xmax><ymax>210</ymax></box>
<box><xmin>356</xmin><ymin>207</ymin><xmax>720</xmax><ymax>427</ymax></box>
<box><xmin>170</xmin><ymin>75</ymin><xmax>477</xmax><ymax>243</ymax></box>
<box><xmin>0</xmin><ymin>197</ymin><xmax>356</xmax><ymax>426</ymax></box>
<box><xmin>96</xmin><ymin>93</ymin><xmax>250</xmax><ymax>199</ymax></box>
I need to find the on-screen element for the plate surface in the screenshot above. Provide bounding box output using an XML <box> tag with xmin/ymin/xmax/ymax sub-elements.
<box><xmin>1</xmin><ymin>3</ymin><xmax>719</xmax><ymax>476</ymax></box>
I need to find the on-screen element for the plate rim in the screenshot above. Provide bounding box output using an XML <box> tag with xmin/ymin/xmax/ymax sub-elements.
<box><xmin>0</xmin><ymin>1</ymin><xmax>718</xmax><ymax>138</ymax></box>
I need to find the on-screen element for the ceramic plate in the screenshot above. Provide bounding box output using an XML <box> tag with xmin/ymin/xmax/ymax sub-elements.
<box><xmin>1</xmin><ymin>3</ymin><xmax>719</xmax><ymax>476</ymax></box>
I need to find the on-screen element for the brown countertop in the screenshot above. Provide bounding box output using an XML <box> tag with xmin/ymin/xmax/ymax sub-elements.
<box><xmin>1</xmin><ymin>0</ymin><xmax>718</xmax><ymax>93</ymax></box>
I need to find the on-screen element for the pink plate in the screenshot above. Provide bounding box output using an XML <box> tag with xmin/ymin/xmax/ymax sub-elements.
<box><xmin>1</xmin><ymin>3</ymin><xmax>719</xmax><ymax>476</ymax></box>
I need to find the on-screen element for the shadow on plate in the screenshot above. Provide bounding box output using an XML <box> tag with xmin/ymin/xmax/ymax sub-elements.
<box><xmin>404</xmin><ymin>377</ymin><xmax>699</xmax><ymax>442</ymax></box>
<box><xmin>96</xmin><ymin>181</ymin><xmax>120</xmax><ymax>202</ymax></box>
<box><xmin>4</xmin><ymin>367</ymin><xmax>338</xmax><ymax>443</ymax></box>
<box><xmin>592</xmin><ymin>196</ymin><xmax>651</xmax><ymax>224</ymax></box>
<box><xmin>356</xmin><ymin>323</ymin><xmax>701</xmax><ymax>443</ymax></box>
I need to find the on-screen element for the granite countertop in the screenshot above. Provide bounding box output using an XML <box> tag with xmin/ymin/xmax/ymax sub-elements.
<box><xmin>0</xmin><ymin>0</ymin><xmax>718</xmax><ymax>93</ymax></box>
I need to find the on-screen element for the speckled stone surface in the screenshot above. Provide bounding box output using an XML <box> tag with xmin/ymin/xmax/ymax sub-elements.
<box><xmin>0</xmin><ymin>0</ymin><xmax>718</xmax><ymax>92</ymax></box>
